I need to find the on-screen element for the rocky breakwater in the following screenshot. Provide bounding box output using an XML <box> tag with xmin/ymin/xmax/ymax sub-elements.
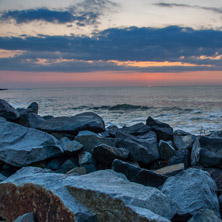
<box><xmin>0</xmin><ymin>99</ymin><xmax>221</xmax><ymax>222</ymax></box>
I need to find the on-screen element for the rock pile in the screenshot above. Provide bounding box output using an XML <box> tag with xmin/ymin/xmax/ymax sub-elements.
<box><xmin>0</xmin><ymin>99</ymin><xmax>221</xmax><ymax>222</ymax></box>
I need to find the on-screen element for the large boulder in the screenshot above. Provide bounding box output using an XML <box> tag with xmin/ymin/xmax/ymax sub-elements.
<box><xmin>159</xmin><ymin>140</ymin><xmax>176</xmax><ymax>160</ymax></box>
<box><xmin>191</xmin><ymin>136</ymin><xmax>222</xmax><ymax>168</ymax></box>
<box><xmin>146</xmin><ymin>116</ymin><xmax>173</xmax><ymax>141</ymax></box>
<box><xmin>60</xmin><ymin>137</ymin><xmax>83</xmax><ymax>154</ymax></box>
<box><xmin>0</xmin><ymin>118</ymin><xmax>63</xmax><ymax>167</ymax></box>
<box><xmin>16</xmin><ymin>113</ymin><xmax>45</xmax><ymax>128</ymax></box>
<box><xmin>120</xmin><ymin>123</ymin><xmax>152</xmax><ymax>136</ymax></box>
<box><xmin>93</xmin><ymin>144</ymin><xmax>129</xmax><ymax>166</ymax></box>
<box><xmin>188</xmin><ymin>209</ymin><xmax>221</xmax><ymax>222</ymax></box>
<box><xmin>161</xmin><ymin>168</ymin><xmax>220</xmax><ymax>217</ymax></box>
<box><xmin>112</xmin><ymin>159</ymin><xmax>167</xmax><ymax>188</ymax></box>
<box><xmin>173</xmin><ymin>130</ymin><xmax>194</xmax><ymax>150</ymax></box>
<box><xmin>0</xmin><ymin>99</ymin><xmax>20</xmax><ymax>121</ymax></box>
<box><xmin>115</xmin><ymin>131</ymin><xmax>159</xmax><ymax>165</ymax></box>
<box><xmin>0</xmin><ymin>167</ymin><xmax>178</xmax><ymax>222</ymax></box>
<box><xmin>37</xmin><ymin>112</ymin><xmax>105</xmax><ymax>135</ymax></box>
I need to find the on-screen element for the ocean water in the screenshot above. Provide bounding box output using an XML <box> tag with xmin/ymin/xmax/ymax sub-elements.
<box><xmin>1</xmin><ymin>86</ymin><xmax>222</xmax><ymax>135</ymax></box>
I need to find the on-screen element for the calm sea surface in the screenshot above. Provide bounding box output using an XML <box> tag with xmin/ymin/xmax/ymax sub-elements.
<box><xmin>1</xmin><ymin>86</ymin><xmax>222</xmax><ymax>135</ymax></box>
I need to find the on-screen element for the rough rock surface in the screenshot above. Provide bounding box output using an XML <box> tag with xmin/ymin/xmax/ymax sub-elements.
<box><xmin>120</xmin><ymin>123</ymin><xmax>152</xmax><ymax>136</ymax></box>
<box><xmin>173</xmin><ymin>130</ymin><xmax>194</xmax><ymax>150</ymax></box>
<box><xmin>112</xmin><ymin>159</ymin><xmax>167</xmax><ymax>188</ymax></box>
<box><xmin>0</xmin><ymin>167</ymin><xmax>178</xmax><ymax>222</ymax></box>
<box><xmin>191</xmin><ymin>136</ymin><xmax>222</xmax><ymax>168</ymax></box>
<box><xmin>0</xmin><ymin>99</ymin><xmax>20</xmax><ymax>121</ymax></box>
<box><xmin>60</xmin><ymin>137</ymin><xmax>83</xmax><ymax>154</ymax></box>
<box><xmin>159</xmin><ymin>140</ymin><xmax>176</xmax><ymax>160</ymax></box>
<box><xmin>188</xmin><ymin>209</ymin><xmax>222</xmax><ymax>222</ymax></box>
<box><xmin>13</xmin><ymin>212</ymin><xmax>35</xmax><ymax>222</ymax></box>
<box><xmin>17</xmin><ymin>113</ymin><xmax>45</xmax><ymax>128</ymax></box>
<box><xmin>0</xmin><ymin>118</ymin><xmax>63</xmax><ymax>167</ymax></box>
<box><xmin>146</xmin><ymin>116</ymin><xmax>173</xmax><ymax>141</ymax></box>
<box><xmin>37</xmin><ymin>112</ymin><xmax>105</xmax><ymax>135</ymax></box>
<box><xmin>161</xmin><ymin>168</ymin><xmax>220</xmax><ymax>217</ymax></box>
<box><xmin>93</xmin><ymin>144</ymin><xmax>129</xmax><ymax>166</ymax></box>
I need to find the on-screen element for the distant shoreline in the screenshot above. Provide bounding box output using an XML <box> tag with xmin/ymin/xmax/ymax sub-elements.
<box><xmin>0</xmin><ymin>88</ymin><xmax>8</xmax><ymax>91</ymax></box>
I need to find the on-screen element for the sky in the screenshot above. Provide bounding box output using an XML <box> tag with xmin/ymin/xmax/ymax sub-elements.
<box><xmin>0</xmin><ymin>0</ymin><xmax>222</xmax><ymax>87</ymax></box>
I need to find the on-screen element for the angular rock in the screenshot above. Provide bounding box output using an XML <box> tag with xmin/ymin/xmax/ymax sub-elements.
<box><xmin>46</xmin><ymin>156</ymin><xmax>67</xmax><ymax>170</ymax></box>
<box><xmin>17</xmin><ymin>113</ymin><xmax>45</xmax><ymax>128</ymax></box>
<box><xmin>154</xmin><ymin>163</ymin><xmax>184</xmax><ymax>177</ymax></box>
<box><xmin>0</xmin><ymin>99</ymin><xmax>20</xmax><ymax>121</ymax></box>
<box><xmin>37</xmin><ymin>112</ymin><xmax>105</xmax><ymax>135</ymax></box>
<box><xmin>116</xmin><ymin>131</ymin><xmax>159</xmax><ymax>165</ymax></box>
<box><xmin>173</xmin><ymin>130</ymin><xmax>194</xmax><ymax>150</ymax></box>
<box><xmin>112</xmin><ymin>159</ymin><xmax>167</xmax><ymax>188</ymax></box>
<box><xmin>59</xmin><ymin>158</ymin><xmax>78</xmax><ymax>173</ymax></box>
<box><xmin>0</xmin><ymin>118</ymin><xmax>63</xmax><ymax>167</ymax></box>
<box><xmin>78</xmin><ymin>151</ymin><xmax>93</xmax><ymax>166</ymax></box>
<box><xmin>188</xmin><ymin>209</ymin><xmax>222</xmax><ymax>222</ymax></box>
<box><xmin>159</xmin><ymin>140</ymin><xmax>176</xmax><ymax>160</ymax></box>
<box><xmin>13</xmin><ymin>212</ymin><xmax>35</xmax><ymax>222</ymax></box>
<box><xmin>27</xmin><ymin>102</ymin><xmax>38</xmax><ymax>114</ymax></box>
<box><xmin>107</xmin><ymin>125</ymin><xmax>119</xmax><ymax>137</ymax></box>
<box><xmin>76</xmin><ymin>131</ymin><xmax>115</xmax><ymax>152</ymax></box>
<box><xmin>146</xmin><ymin>116</ymin><xmax>173</xmax><ymax>141</ymax></box>
<box><xmin>60</xmin><ymin>137</ymin><xmax>83</xmax><ymax>154</ymax></box>
<box><xmin>121</xmin><ymin>123</ymin><xmax>152</xmax><ymax>136</ymax></box>
<box><xmin>210</xmin><ymin>131</ymin><xmax>222</xmax><ymax>138</ymax></box>
<box><xmin>93</xmin><ymin>144</ymin><xmax>129</xmax><ymax>166</ymax></box>
<box><xmin>191</xmin><ymin>136</ymin><xmax>222</xmax><ymax>168</ymax></box>
<box><xmin>161</xmin><ymin>168</ymin><xmax>220</xmax><ymax>217</ymax></box>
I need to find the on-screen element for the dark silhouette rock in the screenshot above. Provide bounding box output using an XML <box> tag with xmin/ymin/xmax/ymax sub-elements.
<box><xmin>0</xmin><ymin>99</ymin><xmax>20</xmax><ymax>121</ymax></box>
<box><xmin>17</xmin><ymin>113</ymin><xmax>45</xmax><ymax>128</ymax></box>
<box><xmin>120</xmin><ymin>123</ymin><xmax>152</xmax><ymax>136</ymax></box>
<box><xmin>159</xmin><ymin>140</ymin><xmax>176</xmax><ymax>160</ymax></box>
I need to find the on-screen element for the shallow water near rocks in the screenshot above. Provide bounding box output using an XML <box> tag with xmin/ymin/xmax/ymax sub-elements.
<box><xmin>1</xmin><ymin>86</ymin><xmax>222</xmax><ymax>135</ymax></box>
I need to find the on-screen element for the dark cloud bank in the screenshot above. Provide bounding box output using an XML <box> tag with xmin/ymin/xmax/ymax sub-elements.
<box><xmin>0</xmin><ymin>26</ymin><xmax>222</xmax><ymax>72</ymax></box>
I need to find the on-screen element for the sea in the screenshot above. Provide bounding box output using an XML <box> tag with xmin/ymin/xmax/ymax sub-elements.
<box><xmin>1</xmin><ymin>86</ymin><xmax>222</xmax><ymax>135</ymax></box>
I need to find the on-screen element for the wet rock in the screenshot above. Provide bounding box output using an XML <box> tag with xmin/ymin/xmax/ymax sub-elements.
<box><xmin>159</xmin><ymin>140</ymin><xmax>176</xmax><ymax>160</ymax></box>
<box><xmin>120</xmin><ymin>123</ymin><xmax>152</xmax><ymax>136</ymax></box>
<box><xmin>154</xmin><ymin>163</ymin><xmax>184</xmax><ymax>177</ymax></box>
<box><xmin>0</xmin><ymin>167</ymin><xmax>96</xmax><ymax>222</ymax></box>
<box><xmin>60</xmin><ymin>137</ymin><xmax>83</xmax><ymax>154</ymax></box>
<box><xmin>0</xmin><ymin>118</ymin><xmax>63</xmax><ymax>167</ymax></box>
<box><xmin>0</xmin><ymin>99</ymin><xmax>20</xmax><ymax>121</ymax></box>
<box><xmin>191</xmin><ymin>136</ymin><xmax>222</xmax><ymax>168</ymax></box>
<box><xmin>188</xmin><ymin>209</ymin><xmax>221</xmax><ymax>222</ymax></box>
<box><xmin>112</xmin><ymin>159</ymin><xmax>167</xmax><ymax>188</ymax></box>
<box><xmin>93</xmin><ymin>144</ymin><xmax>129</xmax><ymax>166</ymax></box>
<box><xmin>75</xmin><ymin>131</ymin><xmax>115</xmax><ymax>152</ymax></box>
<box><xmin>13</xmin><ymin>212</ymin><xmax>35</xmax><ymax>222</ymax></box>
<box><xmin>78</xmin><ymin>151</ymin><xmax>93</xmax><ymax>166</ymax></box>
<box><xmin>161</xmin><ymin>168</ymin><xmax>220</xmax><ymax>217</ymax></box>
<box><xmin>146</xmin><ymin>116</ymin><xmax>173</xmax><ymax>141</ymax></box>
<box><xmin>37</xmin><ymin>112</ymin><xmax>105</xmax><ymax>135</ymax></box>
<box><xmin>173</xmin><ymin>130</ymin><xmax>194</xmax><ymax>150</ymax></box>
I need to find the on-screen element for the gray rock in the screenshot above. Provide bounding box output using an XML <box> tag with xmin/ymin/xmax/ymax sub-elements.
<box><xmin>27</xmin><ymin>102</ymin><xmax>38</xmax><ymax>114</ymax></box>
<box><xmin>161</xmin><ymin>168</ymin><xmax>220</xmax><ymax>217</ymax></box>
<box><xmin>188</xmin><ymin>209</ymin><xmax>222</xmax><ymax>222</ymax></box>
<box><xmin>0</xmin><ymin>99</ymin><xmax>20</xmax><ymax>121</ymax></box>
<box><xmin>78</xmin><ymin>151</ymin><xmax>93</xmax><ymax>166</ymax></box>
<box><xmin>0</xmin><ymin>118</ymin><xmax>63</xmax><ymax>167</ymax></box>
<box><xmin>159</xmin><ymin>140</ymin><xmax>176</xmax><ymax>160</ymax></box>
<box><xmin>17</xmin><ymin>113</ymin><xmax>45</xmax><ymax>128</ymax></box>
<box><xmin>60</xmin><ymin>137</ymin><xmax>83</xmax><ymax>154</ymax></box>
<box><xmin>93</xmin><ymin>144</ymin><xmax>129</xmax><ymax>166</ymax></box>
<box><xmin>116</xmin><ymin>131</ymin><xmax>159</xmax><ymax>165</ymax></box>
<box><xmin>13</xmin><ymin>212</ymin><xmax>35</xmax><ymax>222</ymax></box>
<box><xmin>37</xmin><ymin>112</ymin><xmax>105</xmax><ymax>135</ymax></box>
<box><xmin>173</xmin><ymin>130</ymin><xmax>194</xmax><ymax>150</ymax></box>
<box><xmin>146</xmin><ymin>116</ymin><xmax>173</xmax><ymax>141</ymax></box>
<box><xmin>107</xmin><ymin>125</ymin><xmax>119</xmax><ymax>137</ymax></box>
<box><xmin>59</xmin><ymin>158</ymin><xmax>78</xmax><ymax>173</ymax></box>
<box><xmin>76</xmin><ymin>131</ymin><xmax>115</xmax><ymax>152</ymax></box>
<box><xmin>191</xmin><ymin>136</ymin><xmax>222</xmax><ymax>168</ymax></box>
<box><xmin>121</xmin><ymin>123</ymin><xmax>152</xmax><ymax>136</ymax></box>
<box><xmin>112</xmin><ymin>159</ymin><xmax>167</xmax><ymax>188</ymax></box>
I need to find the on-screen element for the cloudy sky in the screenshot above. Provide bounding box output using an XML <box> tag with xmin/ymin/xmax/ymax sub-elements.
<box><xmin>0</xmin><ymin>0</ymin><xmax>222</xmax><ymax>87</ymax></box>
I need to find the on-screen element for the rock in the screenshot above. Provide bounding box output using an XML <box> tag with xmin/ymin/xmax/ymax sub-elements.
<box><xmin>191</xmin><ymin>136</ymin><xmax>222</xmax><ymax>168</ymax></box>
<box><xmin>159</xmin><ymin>140</ymin><xmax>176</xmax><ymax>160</ymax></box>
<box><xmin>60</xmin><ymin>137</ymin><xmax>83</xmax><ymax>154</ymax></box>
<box><xmin>154</xmin><ymin>163</ymin><xmax>184</xmax><ymax>177</ymax></box>
<box><xmin>121</xmin><ymin>123</ymin><xmax>152</xmax><ymax>136</ymax></box>
<box><xmin>188</xmin><ymin>209</ymin><xmax>222</xmax><ymax>222</ymax></box>
<box><xmin>173</xmin><ymin>130</ymin><xmax>194</xmax><ymax>150</ymax></box>
<box><xmin>93</xmin><ymin>144</ymin><xmax>129</xmax><ymax>166</ymax></box>
<box><xmin>0</xmin><ymin>167</ymin><xmax>96</xmax><ymax>222</ymax></box>
<box><xmin>27</xmin><ymin>102</ymin><xmax>38</xmax><ymax>114</ymax></box>
<box><xmin>66</xmin><ymin>167</ymin><xmax>87</xmax><ymax>176</ymax></box>
<box><xmin>167</xmin><ymin>149</ymin><xmax>190</xmax><ymax>169</ymax></box>
<box><xmin>13</xmin><ymin>212</ymin><xmax>35</xmax><ymax>222</ymax></box>
<box><xmin>112</xmin><ymin>159</ymin><xmax>167</xmax><ymax>188</ymax></box>
<box><xmin>0</xmin><ymin>99</ymin><xmax>20</xmax><ymax>121</ymax></box>
<box><xmin>0</xmin><ymin>173</ymin><xmax>6</xmax><ymax>182</ymax></box>
<box><xmin>171</xmin><ymin>213</ymin><xmax>192</xmax><ymax>222</ymax></box>
<box><xmin>107</xmin><ymin>125</ymin><xmax>119</xmax><ymax>137</ymax></box>
<box><xmin>46</xmin><ymin>156</ymin><xmax>67</xmax><ymax>170</ymax></box>
<box><xmin>0</xmin><ymin>164</ymin><xmax>18</xmax><ymax>177</ymax></box>
<box><xmin>78</xmin><ymin>151</ymin><xmax>93</xmax><ymax>166</ymax></box>
<box><xmin>59</xmin><ymin>158</ymin><xmax>78</xmax><ymax>173</ymax></box>
<box><xmin>161</xmin><ymin>168</ymin><xmax>220</xmax><ymax>217</ymax></box>
<box><xmin>210</xmin><ymin>131</ymin><xmax>222</xmax><ymax>138</ymax></box>
<box><xmin>146</xmin><ymin>116</ymin><xmax>173</xmax><ymax>141</ymax></box>
<box><xmin>17</xmin><ymin>113</ymin><xmax>45</xmax><ymax>128</ymax></box>
<box><xmin>37</xmin><ymin>112</ymin><xmax>105</xmax><ymax>135</ymax></box>
<box><xmin>0</xmin><ymin>118</ymin><xmax>63</xmax><ymax>167</ymax></box>
<box><xmin>115</xmin><ymin>131</ymin><xmax>159</xmax><ymax>165</ymax></box>
<box><xmin>75</xmin><ymin>131</ymin><xmax>115</xmax><ymax>152</ymax></box>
